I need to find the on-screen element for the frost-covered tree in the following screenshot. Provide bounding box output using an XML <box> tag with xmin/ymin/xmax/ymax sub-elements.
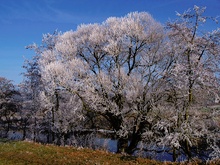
<box><xmin>39</xmin><ymin>12</ymin><xmax>169</xmax><ymax>153</ymax></box>
<box><xmin>26</xmin><ymin>7</ymin><xmax>220</xmax><ymax>161</ymax></box>
<box><xmin>21</xmin><ymin>31</ymin><xmax>61</xmax><ymax>141</ymax></box>
<box><xmin>153</xmin><ymin>6</ymin><xmax>220</xmax><ymax>161</ymax></box>
<box><xmin>38</xmin><ymin>88</ymin><xmax>86</xmax><ymax>145</ymax></box>
<box><xmin>23</xmin><ymin>31</ymin><xmax>87</xmax><ymax>145</ymax></box>
<box><xmin>21</xmin><ymin>50</ymin><xmax>45</xmax><ymax>141</ymax></box>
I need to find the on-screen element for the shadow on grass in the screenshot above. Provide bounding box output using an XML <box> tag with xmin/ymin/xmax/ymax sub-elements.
<box><xmin>0</xmin><ymin>138</ymin><xmax>12</xmax><ymax>143</ymax></box>
<box><xmin>120</xmin><ymin>155</ymin><xmax>137</xmax><ymax>161</ymax></box>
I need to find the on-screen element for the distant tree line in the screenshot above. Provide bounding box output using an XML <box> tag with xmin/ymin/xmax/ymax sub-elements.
<box><xmin>0</xmin><ymin>6</ymin><xmax>219</xmax><ymax>162</ymax></box>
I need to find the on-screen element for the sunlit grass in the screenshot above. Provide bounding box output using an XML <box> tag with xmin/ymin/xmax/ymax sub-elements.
<box><xmin>0</xmin><ymin>139</ymin><xmax>219</xmax><ymax>165</ymax></box>
<box><xmin>0</xmin><ymin>139</ymin><xmax>166</xmax><ymax>165</ymax></box>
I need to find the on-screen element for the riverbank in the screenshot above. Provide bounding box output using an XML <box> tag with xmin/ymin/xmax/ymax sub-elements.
<box><xmin>0</xmin><ymin>139</ymin><xmax>219</xmax><ymax>165</ymax></box>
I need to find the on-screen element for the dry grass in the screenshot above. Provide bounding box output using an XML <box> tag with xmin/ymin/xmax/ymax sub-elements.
<box><xmin>0</xmin><ymin>139</ymin><xmax>219</xmax><ymax>165</ymax></box>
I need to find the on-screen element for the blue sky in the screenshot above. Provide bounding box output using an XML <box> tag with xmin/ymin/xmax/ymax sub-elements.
<box><xmin>0</xmin><ymin>0</ymin><xmax>219</xmax><ymax>84</ymax></box>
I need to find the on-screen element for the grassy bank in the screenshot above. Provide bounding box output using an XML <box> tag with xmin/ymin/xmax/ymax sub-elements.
<box><xmin>0</xmin><ymin>139</ymin><xmax>218</xmax><ymax>165</ymax></box>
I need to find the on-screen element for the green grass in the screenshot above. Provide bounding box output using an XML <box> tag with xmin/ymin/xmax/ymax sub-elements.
<box><xmin>0</xmin><ymin>139</ymin><xmax>219</xmax><ymax>165</ymax></box>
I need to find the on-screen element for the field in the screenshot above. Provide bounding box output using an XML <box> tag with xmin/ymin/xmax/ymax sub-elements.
<box><xmin>0</xmin><ymin>139</ymin><xmax>219</xmax><ymax>165</ymax></box>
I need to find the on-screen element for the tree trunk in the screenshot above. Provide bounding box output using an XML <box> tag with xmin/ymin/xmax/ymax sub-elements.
<box><xmin>22</xmin><ymin>125</ymin><xmax>27</xmax><ymax>140</ymax></box>
<box><xmin>126</xmin><ymin>127</ymin><xmax>142</xmax><ymax>154</ymax></box>
<box><xmin>184</xmin><ymin>87</ymin><xmax>193</xmax><ymax>160</ymax></box>
<box><xmin>173</xmin><ymin>148</ymin><xmax>177</xmax><ymax>162</ymax></box>
<box><xmin>33</xmin><ymin>117</ymin><xmax>37</xmax><ymax>142</ymax></box>
<box><xmin>51</xmin><ymin>107</ymin><xmax>55</xmax><ymax>142</ymax></box>
<box><xmin>117</xmin><ymin>137</ymin><xmax>128</xmax><ymax>153</ymax></box>
<box><xmin>126</xmin><ymin>135</ymin><xmax>140</xmax><ymax>154</ymax></box>
<box><xmin>126</xmin><ymin>118</ymin><xmax>151</xmax><ymax>154</ymax></box>
<box><xmin>22</xmin><ymin>119</ymin><xmax>28</xmax><ymax>140</ymax></box>
<box><xmin>185</xmin><ymin>140</ymin><xmax>192</xmax><ymax>160</ymax></box>
<box><xmin>5</xmin><ymin>119</ymin><xmax>11</xmax><ymax>138</ymax></box>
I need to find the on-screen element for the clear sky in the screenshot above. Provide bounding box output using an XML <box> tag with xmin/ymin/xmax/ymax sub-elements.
<box><xmin>0</xmin><ymin>0</ymin><xmax>219</xmax><ymax>85</ymax></box>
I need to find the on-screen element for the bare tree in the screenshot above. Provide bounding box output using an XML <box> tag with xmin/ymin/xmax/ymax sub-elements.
<box><xmin>0</xmin><ymin>77</ymin><xmax>20</xmax><ymax>138</ymax></box>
